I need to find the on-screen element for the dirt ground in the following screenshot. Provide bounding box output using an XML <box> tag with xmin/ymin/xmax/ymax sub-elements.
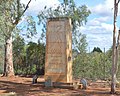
<box><xmin>0</xmin><ymin>75</ymin><xmax>120</xmax><ymax>96</ymax></box>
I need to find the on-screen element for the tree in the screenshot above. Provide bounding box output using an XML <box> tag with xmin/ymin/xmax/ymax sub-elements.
<box><xmin>37</xmin><ymin>0</ymin><xmax>90</xmax><ymax>80</ymax></box>
<box><xmin>0</xmin><ymin>30</ymin><xmax>5</xmax><ymax>73</ymax></box>
<box><xmin>92</xmin><ymin>47</ymin><xmax>102</xmax><ymax>53</ymax></box>
<box><xmin>0</xmin><ymin>0</ymin><xmax>32</xmax><ymax>76</ymax></box>
<box><xmin>0</xmin><ymin>42</ymin><xmax>4</xmax><ymax>73</ymax></box>
<box><xmin>13</xmin><ymin>34</ymin><xmax>25</xmax><ymax>74</ymax></box>
<box><xmin>37</xmin><ymin>0</ymin><xmax>90</xmax><ymax>51</ymax></box>
<box><xmin>73</xmin><ymin>32</ymin><xmax>88</xmax><ymax>53</ymax></box>
<box><xmin>27</xmin><ymin>41</ymin><xmax>45</xmax><ymax>75</ymax></box>
<box><xmin>73</xmin><ymin>51</ymin><xmax>112</xmax><ymax>80</ymax></box>
<box><xmin>111</xmin><ymin>0</ymin><xmax>120</xmax><ymax>93</ymax></box>
<box><xmin>13</xmin><ymin>40</ymin><xmax>45</xmax><ymax>75</ymax></box>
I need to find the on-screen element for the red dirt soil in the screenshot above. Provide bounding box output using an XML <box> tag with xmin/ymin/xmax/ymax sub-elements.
<box><xmin>0</xmin><ymin>76</ymin><xmax>120</xmax><ymax>96</ymax></box>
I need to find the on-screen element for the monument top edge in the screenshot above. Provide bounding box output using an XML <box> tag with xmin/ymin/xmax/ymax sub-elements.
<box><xmin>48</xmin><ymin>17</ymin><xmax>71</xmax><ymax>21</ymax></box>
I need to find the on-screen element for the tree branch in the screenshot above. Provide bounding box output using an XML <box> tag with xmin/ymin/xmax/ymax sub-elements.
<box><xmin>116</xmin><ymin>0</ymin><xmax>120</xmax><ymax>7</ymax></box>
<box><xmin>115</xmin><ymin>1</ymin><xmax>119</xmax><ymax>18</ymax></box>
<box><xmin>118</xmin><ymin>0</ymin><xmax>120</xmax><ymax>4</ymax></box>
<box><xmin>21</xmin><ymin>0</ymin><xmax>32</xmax><ymax>16</ymax></box>
<box><xmin>13</xmin><ymin>0</ymin><xmax>32</xmax><ymax>25</ymax></box>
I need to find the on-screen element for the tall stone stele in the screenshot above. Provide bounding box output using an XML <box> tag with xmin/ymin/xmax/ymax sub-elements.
<box><xmin>45</xmin><ymin>17</ymin><xmax>72</xmax><ymax>83</ymax></box>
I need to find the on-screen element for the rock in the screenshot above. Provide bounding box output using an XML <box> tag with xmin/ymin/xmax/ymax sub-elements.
<box><xmin>32</xmin><ymin>75</ymin><xmax>38</xmax><ymax>84</ymax></box>
<box><xmin>80</xmin><ymin>78</ymin><xmax>87</xmax><ymax>89</ymax></box>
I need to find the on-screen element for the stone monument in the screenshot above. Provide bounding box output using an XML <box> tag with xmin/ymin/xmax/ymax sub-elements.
<box><xmin>45</xmin><ymin>17</ymin><xmax>72</xmax><ymax>83</ymax></box>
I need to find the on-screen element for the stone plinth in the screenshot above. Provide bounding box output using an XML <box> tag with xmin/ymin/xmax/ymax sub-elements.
<box><xmin>45</xmin><ymin>17</ymin><xmax>72</xmax><ymax>83</ymax></box>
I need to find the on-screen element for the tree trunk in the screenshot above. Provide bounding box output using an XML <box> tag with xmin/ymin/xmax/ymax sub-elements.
<box><xmin>111</xmin><ymin>32</ymin><xmax>116</xmax><ymax>93</ymax></box>
<box><xmin>115</xmin><ymin>30</ymin><xmax>120</xmax><ymax>85</ymax></box>
<box><xmin>3</xmin><ymin>36</ymin><xmax>14</xmax><ymax>77</ymax></box>
<box><xmin>111</xmin><ymin>0</ymin><xmax>117</xmax><ymax>94</ymax></box>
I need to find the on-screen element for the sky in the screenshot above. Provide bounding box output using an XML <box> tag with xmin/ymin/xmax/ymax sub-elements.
<box><xmin>20</xmin><ymin>0</ymin><xmax>120</xmax><ymax>52</ymax></box>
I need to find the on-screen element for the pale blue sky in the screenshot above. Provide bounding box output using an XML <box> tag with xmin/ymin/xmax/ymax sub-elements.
<box><xmin>20</xmin><ymin>0</ymin><xmax>120</xmax><ymax>52</ymax></box>
<box><xmin>72</xmin><ymin>0</ymin><xmax>114</xmax><ymax>51</ymax></box>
